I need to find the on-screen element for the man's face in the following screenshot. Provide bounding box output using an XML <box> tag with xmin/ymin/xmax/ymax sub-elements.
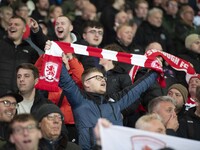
<box><xmin>17</xmin><ymin>68</ymin><xmax>37</xmax><ymax>95</ymax></box>
<box><xmin>154</xmin><ymin>101</ymin><xmax>176</xmax><ymax>126</ymax></box>
<box><xmin>0</xmin><ymin>9</ymin><xmax>13</xmax><ymax>24</ymax></box>
<box><xmin>167</xmin><ymin>89</ymin><xmax>184</xmax><ymax>113</ymax></box>
<box><xmin>7</xmin><ymin>18</ymin><xmax>26</xmax><ymax>42</ymax></box>
<box><xmin>17</xmin><ymin>6</ymin><xmax>29</xmax><ymax>20</ymax></box>
<box><xmin>135</xmin><ymin>3</ymin><xmax>148</xmax><ymax>19</ymax></box>
<box><xmin>50</xmin><ymin>6</ymin><xmax>63</xmax><ymax>19</ymax></box>
<box><xmin>167</xmin><ymin>1</ymin><xmax>178</xmax><ymax>15</ymax></box>
<box><xmin>148</xmin><ymin>12</ymin><xmax>162</xmax><ymax>27</ymax></box>
<box><xmin>39</xmin><ymin>113</ymin><xmax>62</xmax><ymax>140</ymax></box>
<box><xmin>83</xmin><ymin>27</ymin><xmax>103</xmax><ymax>46</ymax></box>
<box><xmin>188</xmin><ymin>77</ymin><xmax>200</xmax><ymax>96</ymax></box>
<box><xmin>0</xmin><ymin>96</ymin><xmax>17</xmax><ymax>122</ymax></box>
<box><xmin>54</xmin><ymin>16</ymin><xmax>73</xmax><ymax>41</ymax></box>
<box><xmin>37</xmin><ymin>0</ymin><xmax>49</xmax><ymax>10</ymax></box>
<box><xmin>10</xmin><ymin>120</ymin><xmax>42</xmax><ymax>150</ymax></box>
<box><xmin>181</xmin><ymin>6</ymin><xmax>194</xmax><ymax>23</ymax></box>
<box><xmin>83</xmin><ymin>71</ymin><xmax>106</xmax><ymax>94</ymax></box>
<box><xmin>117</xmin><ymin>26</ymin><xmax>134</xmax><ymax>46</ymax></box>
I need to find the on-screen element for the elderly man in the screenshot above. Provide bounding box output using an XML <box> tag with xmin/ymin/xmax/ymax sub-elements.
<box><xmin>134</xmin><ymin>7</ymin><xmax>174</xmax><ymax>54</ymax></box>
<box><xmin>34</xmin><ymin>104</ymin><xmax>80</xmax><ymax>150</ymax></box>
<box><xmin>0</xmin><ymin>91</ymin><xmax>23</xmax><ymax>141</ymax></box>
<box><xmin>148</xmin><ymin>96</ymin><xmax>179</xmax><ymax>136</ymax></box>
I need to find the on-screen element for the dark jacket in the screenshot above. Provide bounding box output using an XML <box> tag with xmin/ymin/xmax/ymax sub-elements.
<box><xmin>39</xmin><ymin>134</ymin><xmax>81</xmax><ymax>150</ymax></box>
<box><xmin>176</xmin><ymin>50</ymin><xmax>200</xmax><ymax>87</ymax></box>
<box><xmin>177</xmin><ymin>107</ymin><xmax>200</xmax><ymax>140</ymax></box>
<box><xmin>0</xmin><ymin>38</ymin><xmax>39</xmax><ymax>95</ymax></box>
<box><xmin>134</xmin><ymin>21</ymin><xmax>174</xmax><ymax>54</ymax></box>
<box><xmin>104</xmin><ymin>65</ymin><xmax>132</xmax><ymax>95</ymax></box>
<box><xmin>0</xmin><ymin>122</ymin><xmax>9</xmax><ymax>141</ymax></box>
<box><xmin>174</xmin><ymin>20</ymin><xmax>200</xmax><ymax>56</ymax></box>
<box><xmin>59</xmin><ymin>65</ymin><xmax>158</xmax><ymax>150</ymax></box>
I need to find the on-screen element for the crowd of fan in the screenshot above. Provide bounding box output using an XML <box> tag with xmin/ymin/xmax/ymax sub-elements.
<box><xmin>0</xmin><ymin>0</ymin><xmax>200</xmax><ymax>150</ymax></box>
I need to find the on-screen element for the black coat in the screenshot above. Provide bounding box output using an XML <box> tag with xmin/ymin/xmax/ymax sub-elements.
<box><xmin>177</xmin><ymin>107</ymin><xmax>200</xmax><ymax>140</ymax></box>
<box><xmin>0</xmin><ymin>38</ymin><xmax>39</xmax><ymax>94</ymax></box>
<box><xmin>134</xmin><ymin>21</ymin><xmax>174</xmax><ymax>54</ymax></box>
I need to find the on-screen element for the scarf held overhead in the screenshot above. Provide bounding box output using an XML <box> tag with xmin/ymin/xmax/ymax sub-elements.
<box><xmin>35</xmin><ymin>41</ymin><xmax>197</xmax><ymax>92</ymax></box>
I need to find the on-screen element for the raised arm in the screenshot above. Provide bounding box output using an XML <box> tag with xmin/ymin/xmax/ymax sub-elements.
<box><xmin>114</xmin><ymin>71</ymin><xmax>158</xmax><ymax>111</ymax></box>
<box><xmin>30</xmin><ymin>18</ymin><xmax>48</xmax><ymax>50</ymax></box>
<box><xmin>59</xmin><ymin>64</ymin><xmax>85</xmax><ymax>108</ymax></box>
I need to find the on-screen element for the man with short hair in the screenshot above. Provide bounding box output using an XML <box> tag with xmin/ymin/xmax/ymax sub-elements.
<box><xmin>1</xmin><ymin>114</ymin><xmax>42</xmax><ymax>150</ymax></box>
<box><xmin>0</xmin><ymin>91</ymin><xmax>23</xmax><ymax>141</ymax></box>
<box><xmin>148</xmin><ymin>96</ymin><xmax>179</xmax><ymax>135</ymax></box>
<box><xmin>58</xmin><ymin>61</ymin><xmax>160</xmax><ymax>149</ymax></box>
<box><xmin>34</xmin><ymin>104</ymin><xmax>81</xmax><ymax>150</ymax></box>
<box><xmin>0</xmin><ymin>16</ymin><xmax>39</xmax><ymax>95</ymax></box>
<box><xmin>16</xmin><ymin>63</ymin><xmax>52</xmax><ymax>114</ymax></box>
<box><xmin>80</xmin><ymin>21</ymin><xmax>104</xmax><ymax>69</ymax></box>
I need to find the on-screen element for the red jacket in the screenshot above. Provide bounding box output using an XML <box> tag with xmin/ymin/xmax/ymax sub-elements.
<box><xmin>35</xmin><ymin>55</ymin><xmax>84</xmax><ymax>124</ymax></box>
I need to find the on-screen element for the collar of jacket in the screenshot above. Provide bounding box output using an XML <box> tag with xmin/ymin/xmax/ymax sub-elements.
<box><xmin>84</xmin><ymin>92</ymin><xmax>108</xmax><ymax>105</ymax></box>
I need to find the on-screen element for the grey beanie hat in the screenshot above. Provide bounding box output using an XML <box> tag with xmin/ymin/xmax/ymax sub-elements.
<box><xmin>168</xmin><ymin>84</ymin><xmax>188</xmax><ymax>103</ymax></box>
<box><xmin>35</xmin><ymin>104</ymin><xmax>64</xmax><ymax>122</ymax></box>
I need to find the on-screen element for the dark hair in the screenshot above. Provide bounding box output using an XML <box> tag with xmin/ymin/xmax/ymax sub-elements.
<box><xmin>16</xmin><ymin>63</ymin><xmax>39</xmax><ymax>79</ymax></box>
<box><xmin>9</xmin><ymin>114</ymin><xmax>39</xmax><ymax>133</ymax></box>
<box><xmin>81</xmin><ymin>67</ymin><xmax>103</xmax><ymax>82</ymax></box>
<box><xmin>10</xmin><ymin>15</ymin><xmax>26</xmax><ymax>25</ymax></box>
<box><xmin>83</xmin><ymin>21</ymin><xmax>103</xmax><ymax>32</ymax></box>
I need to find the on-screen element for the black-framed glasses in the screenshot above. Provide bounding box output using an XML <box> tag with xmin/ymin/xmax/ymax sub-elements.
<box><xmin>46</xmin><ymin>113</ymin><xmax>63</xmax><ymax>121</ymax></box>
<box><xmin>0</xmin><ymin>100</ymin><xmax>18</xmax><ymax>108</ymax></box>
<box><xmin>85</xmin><ymin>75</ymin><xmax>107</xmax><ymax>81</ymax></box>
<box><xmin>12</xmin><ymin>124</ymin><xmax>37</xmax><ymax>135</ymax></box>
<box><xmin>85</xmin><ymin>30</ymin><xmax>104</xmax><ymax>36</ymax></box>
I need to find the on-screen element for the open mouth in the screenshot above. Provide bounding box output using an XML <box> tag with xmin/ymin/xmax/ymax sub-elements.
<box><xmin>101</xmin><ymin>83</ymin><xmax>106</xmax><ymax>87</ymax></box>
<box><xmin>23</xmin><ymin>139</ymin><xmax>32</xmax><ymax>144</ymax></box>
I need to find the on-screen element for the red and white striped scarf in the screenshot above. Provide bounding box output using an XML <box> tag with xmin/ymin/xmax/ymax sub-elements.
<box><xmin>35</xmin><ymin>41</ymin><xmax>197</xmax><ymax>91</ymax></box>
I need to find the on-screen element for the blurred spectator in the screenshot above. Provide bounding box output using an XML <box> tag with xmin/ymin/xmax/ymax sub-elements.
<box><xmin>177</xmin><ymin>34</ymin><xmax>200</xmax><ymax>86</ymax></box>
<box><xmin>1</xmin><ymin>114</ymin><xmax>42</xmax><ymax>150</ymax></box>
<box><xmin>134</xmin><ymin>8</ymin><xmax>174</xmax><ymax>54</ymax></box>
<box><xmin>185</xmin><ymin>75</ymin><xmax>200</xmax><ymax>110</ymax></box>
<box><xmin>0</xmin><ymin>6</ymin><xmax>13</xmax><ymax>39</ymax></box>
<box><xmin>47</xmin><ymin>5</ymin><xmax>63</xmax><ymax>40</ymax></box>
<box><xmin>177</xmin><ymin>85</ymin><xmax>200</xmax><ymax>140</ymax></box>
<box><xmin>99</xmin><ymin>44</ymin><xmax>132</xmax><ymax>95</ymax></box>
<box><xmin>31</xmin><ymin>0</ymin><xmax>49</xmax><ymax>22</ymax></box>
<box><xmin>15</xmin><ymin>3</ymin><xmax>31</xmax><ymax>39</ymax></box>
<box><xmin>114</xmin><ymin>10</ymin><xmax>128</xmax><ymax>30</ymax></box>
<box><xmin>174</xmin><ymin>5</ymin><xmax>200</xmax><ymax>55</ymax></box>
<box><xmin>0</xmin><ymin>16</ymin><xmax>39</xmax><ymax>95</ymax></box>
<box><xmin>162</xmin><ymin>0</ymin><xmax>179</xmax><ymax>42</ymax></box>
<box><xmin>167</xmin><ymin>84</ymin><xmax>188</xmax><ymax>118</ymax></box>
<box><xmin>100</xmin><ymin>0</ymin><xmax>125</xmax><ymax>46</ymax></box>
<box><xmin>73</xmin><ymin>1</ymin><xmax>97</xmax><ymax>35</ymax></box>
<box><xmin>135</xmin><ymin>113</ymin><xmax>166</xmax><ymax>134</ymax></box>
<box><xmin>115</xmin><ymin>23</ymin><xmax>143</xmax><ymax>55</ymax></box>
<box><xmin>133</xmin><ymin>0</ymin><xmax>149</xmax><ymax>27</ymax></box>
<box><xmin>0</xmin><ymin>91</ymin><xmax>23</xmax><ymax>141</ymax></box>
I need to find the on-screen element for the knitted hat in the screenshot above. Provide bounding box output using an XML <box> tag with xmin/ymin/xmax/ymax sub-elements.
<box><xmin>34</xmin><ymin>104</ymin><xmax>64</xmax><ymax>122</ymax></box>
<box><xmin>168</xmin><ymin>84</ymin><xmax>188</xmax><ymax>103</ymax></box>
<box><xmin>185</xmin><ymin>34</ymin><xmax>200</xmax><ymax>49</ymax></box>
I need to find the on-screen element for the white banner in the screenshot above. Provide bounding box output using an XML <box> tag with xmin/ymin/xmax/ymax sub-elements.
<box><xmin>100</xmin><ymin>125</ymin><xmax>200</xmax><ymax>150</ymax></box>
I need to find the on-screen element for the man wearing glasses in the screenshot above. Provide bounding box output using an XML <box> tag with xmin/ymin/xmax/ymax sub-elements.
<box><xmin>59</xmin><ymin>63</ymin><xmax>160</xmax><ymax>150</ymax></box>
<box><xmin>0</xmin><ymin>91</ymin><xmax>23</xmax><ymax>143</ymax></box>
<box><xmin>1</xmin><ymin>114</ymin><xmax>42</xmax><ymax>150</ymax></box>
<box><xmin>34</xmin><ymin>104</ymin><xmax>81</xmax><ymax>150</ymax></box>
